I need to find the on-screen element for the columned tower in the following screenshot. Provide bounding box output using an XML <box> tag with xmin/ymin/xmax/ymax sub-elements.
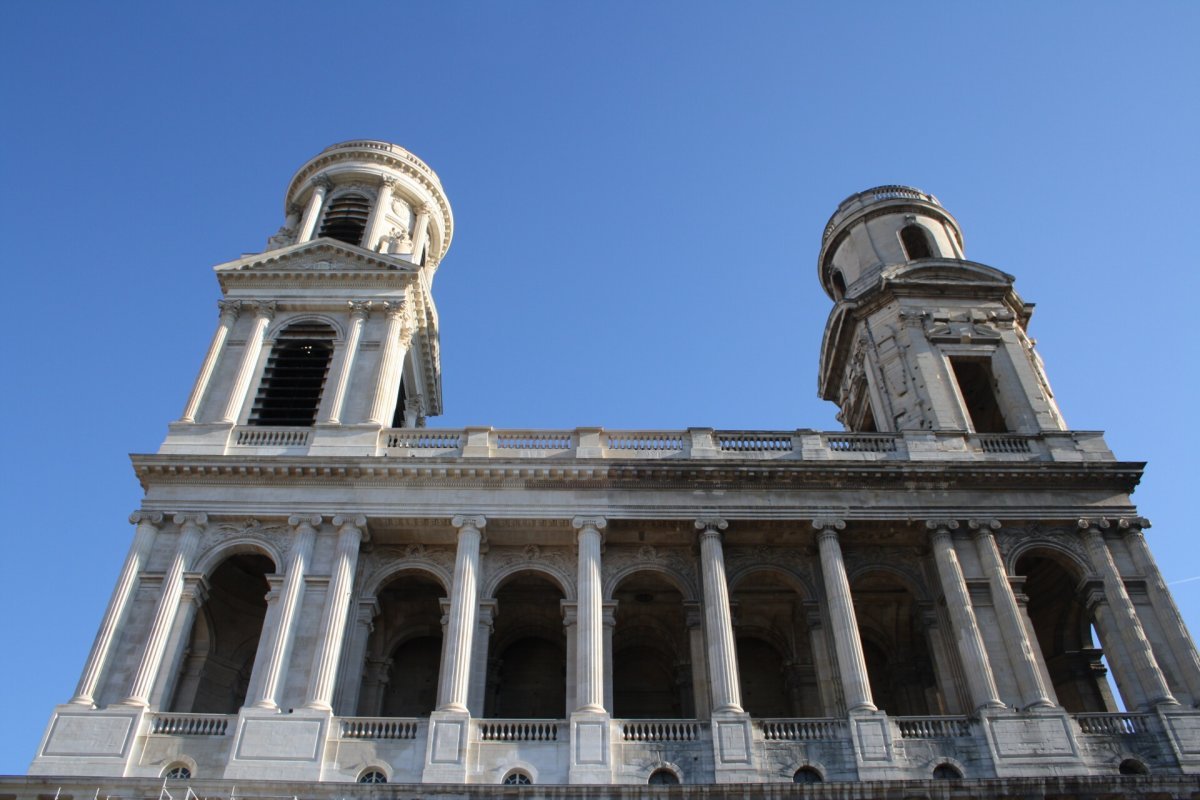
<box><xmin>818</xmin><ymin>186</ymin><xmax>1065</xmax><ymax>435</ymax></box>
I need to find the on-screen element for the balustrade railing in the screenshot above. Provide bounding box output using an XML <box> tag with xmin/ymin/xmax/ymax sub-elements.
<box><xmin>717</xmin><ymin>432</ymin><xmax>794</xmax><ymax>453</ymax></box>
<box><xmin>1075</xmin><ymin>712</ymin><xmax>1152</xmax><ymax>735</ymax></box>
<box><xmin>148</xmin><ymin>713</ymin><xmax>230</xmax><ymax>736</ymax></box>
<box><xmin>478</xmin><ymin>720</ymin><xmax>560</xmax><ymax>741</ymax></box>
<box><xmin>234</xmin><ymin>427</ymin><xmax>310</xmax><ymax>447</ymax></box>
<box><xmin>384</xmin><ymin>430</ymin><xmax>462</xmax><ymax>450</ymax></box>
<box><xmin>620</xmin><ymin>720</ymin><xmax>704</xmax><ymax>742</ymax></box>
<box><xmin>758</xmin><ymin>718</ymin><xmax>846</xmax><ymax>741</ymax></box>
<box><xmin>339</xmin><ymin>717</ymin><xmax>421</xmax><ymax>740</ymax></box>
<box><xmin>495</xmin><ymin>431</ymin><xmax>573</xmax><ymax>451</ymax></box>
<box><xmin>976</xmin><ymin>434</ymin><xmax>1034</xmax><ymax>454</ymax></box>
<box><xmin>823</xmin><ymin>433</ymin><xmax>898</xmax><ymax>453</ymax></box>
<box><xmin>894</xmin><ymin>716</ymin><xmax>972</xmax><ymax>739</ymax></box>
<box><xmin>603</xmin><ymin>431</ymin><xmax>685</xmax><ymax>452</ymax></box>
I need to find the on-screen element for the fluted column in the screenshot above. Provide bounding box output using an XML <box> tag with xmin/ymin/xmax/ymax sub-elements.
<box><xmin>304</xmin><ymin>515</ymin><xmax>366</xmax><ymax>711</ymax></box>
<box><xmin>181</xmin><ymin>300</ymin><xmax>240</xmax><ymax>422</ymax></box>
<box><xmin>221</xmin><ymin>300</ymin><xmax>276</xmax><ymax>424</ymax></box>
<box><xmin>124</xmin><ymin>513</ymin><xmax>206</xmax><ymax>706</ymax></box>
<box><xmin>410</xmin><ymin>203</ymin><xmax>432</xmax><ymax>262</ymax></box>
<box><xmin>324</xmin><ymin>301</ymin><xmax>370</xmax><ymax>424</ymax></box>
<box><xmin>70</xmin><ymin>512</ymin><xmax>163</xmax><ymax>705</ymax></box>
<box><xmin>296</xmin><ymin>174</ymin><xmax>333</xmax><ymax>243</ymax></box>
<box><xmin>437</xmin><ymin>515</ymin><xmax>486</xmax><ymax>712</ymax></box>
<box><xmin>468</xmin><ymin>600</ymin><xmax>497</xmax><ymax>716</ymax></box>
<box><xmin>927</xmin><ymin>520</ymin><xmax>1004</xmax><ymax>710</ymax></box>
<box><xmin>1079</xmin><ymin>519</ymin><xmax>1177</xmax><ymax>708</ymax></box>
<box><xmin>814</xmin><ymin>518</ymin><xmax>875</xmax><ymax>712</ymax></box>
<box><xmin>969</xmin><ymin>519</ymin><xmax>1054</xmax><ymax>708</ymax></box>
<box><xmin>572</xmin><ymin>517</ymin><xmax>607</xmax><ymax>713</ymax></box>
<box><xmin>252</xmin><ymin>515</ymin><xmax>319</xmax><ymax>709</ymax></box>
<box><xmin>363</xmin><ymin>175</ymin><xmax>397</xmax><ymax>252</ymax></box>
<box><xmin>1119</xmin><ymin>517</ymin><xmax>1200</xmax><ymax>701</ymax></box>
<box><xmin>335</xmin><ymin>597</ymin><xmax>379</xmax><ymax>715</ymax></box>
<box><xmin>366</xmin><ymin>300</ymin><xmax>414</xmax><ymax>426</ymax></box>
<box><xmin>695</xmin><ymin>517</ymin><xmax>742</xmax><ymax>714</ymax></box>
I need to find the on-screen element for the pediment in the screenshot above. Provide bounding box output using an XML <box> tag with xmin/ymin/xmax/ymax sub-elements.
<box><xmin>882</xmin><ymin>258</ymin><xmax>1013</xmax><ymax>287</ymax></box>
<box><xmin>214</xmin><ymin>238</ymin><xmax>418</xmax><ymax>275</ymax></box>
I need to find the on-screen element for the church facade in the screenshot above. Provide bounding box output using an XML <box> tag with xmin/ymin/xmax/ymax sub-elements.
<box><xmin>24</xmin><ymin>141</ymin><xmax>1200</xmax><ymax>793</ymax></box>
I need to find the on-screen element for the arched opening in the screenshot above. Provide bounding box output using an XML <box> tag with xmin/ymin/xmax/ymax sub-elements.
<box><xmin>731</xmin><ymin>569</ymin><xmax>821</xmax><ymax>717</ymax></box>
<box><xmin>831</xmin><ymin>270</ymin><xmax>848</xmax><ymax>301</ymax></box>
<box><xmin>648</xmin><ymin>768</ymin><xmax>679</xmax><ymax>785</ymax></box>
<box><xmin>502</xmin><ymin>771</ymin><xmax>532</xmax><ymax>785</ymax></box>
<box><xmin>358</xmin><ymin>572</ymin><xmax>446</xmax><ymax>716</ymax></box>
<box><xmin>792</xmin><ymin>767</ymin><xmax>822</xmax><ymax>783</ymax></box>
<box><xmin>169</xmin><ymin>553</ymin><xmax>273</xmax><ymax>714</ymax></box>
<box><xmin>851</xmin><ymin>570</ymin><xmax>942</xmax><ymax>716</ymax></box>
<box><xmin>612</xmin><ymin>571</ymin><xmax>694</xmax><ymax>719</ymax></box>
<box><xmin>163</xmin><ymin>765</ymin><xmax>192</xmax><ymax>780</ymax></box>
<box><xmin>1119</xmin><ymin>758</ymin><xmax>1149</xmax><ymax>775</ymax></box>
<box><xmin>319</xmin><ymin>193</ymin><xmax>371</xmax><ymax>246</ymax></box>
<box><xmin>249</xmin><ymin>321</ymin><xmax>336</xmax><ymax>427</ymax></box>
<box><xmin>1014</xmin><ymin>551</ymin><xmax>1117</xmax><ymax>713</ymax></box>
<box><xmin>358</xmin><ymin>769</ymin><xmax>388</xmax><ymax>784</ymax></box>
<box><xmin>932</xmin><ymin>763</ymin><xmax>963</xmax><ymax>780</ymax></box>
<box><xmin>486</xmin><ymin>573</ymin><xmax>567</xmax><ymax>718</ymax></box>
<box><xmin>900</xmin><ymin>224</ymin><xmax>934</xmax><ymax>260</ymax></box>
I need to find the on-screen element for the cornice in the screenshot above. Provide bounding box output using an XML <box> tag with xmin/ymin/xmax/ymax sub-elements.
<box><xmin>214</xmin><ymin>239</ymin><xmax>420</xmax><ymax>277</ymax></box>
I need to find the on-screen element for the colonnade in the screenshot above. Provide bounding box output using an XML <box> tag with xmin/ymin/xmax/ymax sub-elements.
<box><xmin>72</xmin><ymin>513</ymin><xmax>1196</xmax><ymax>720</ymax></box>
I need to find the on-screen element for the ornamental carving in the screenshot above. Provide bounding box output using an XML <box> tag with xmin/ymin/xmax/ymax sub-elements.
<box><xmin>926</xmin><ymin>319</ymin><xmax>1002</xmax><ymax>344</ymax></box>
<box><xmin>724</xmin><ymin>545</ymin><xmax>816</xmax><ymax>592</ymax></box>
<box><xmin>483</xmin><ymin>544</ymin><xmax>575</xmax><ymax>597</ymax></box>
<box><xmin>994</xmin><ymin>523</ymin><xmax>1090</xmax><ymax>573</ymax></box>
<box><xmin>201</xmin><ymin>518</ymin><xmax>292</xmax><ymax>565</ymax></box>
<box><xmin>359</xmin><ymin>543</ymin><xmax>455</xmax><ymax>595</ymax></box>
<box><xmin>602</xmin><ymin>544</ymin><xmax>698</xmax><ymax>599</ymax></box>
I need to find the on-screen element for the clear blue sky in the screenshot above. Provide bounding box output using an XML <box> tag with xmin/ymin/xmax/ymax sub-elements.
<box><xmin>2</xmin><ymin>2</ymin><xmax>1198</xmax><ymax>774</ymax></box>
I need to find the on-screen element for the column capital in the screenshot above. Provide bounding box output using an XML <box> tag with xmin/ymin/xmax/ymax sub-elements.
<box><xmin>417</xmin><ymin>202</ymin><xmax>433</xmax><ymax>216</ymax></box>
<box><xmin>560</xmin><ymin>600</ymin><xmax>578</xmax><ymax>626</ymax></box>
<box><xmin>382</xmin><ymin>298</ymin><xmax>407</xmax><ymax>319</ymax></box>
<box><xmin>452</xmin><ymin>514</ymin><xmax>487</xmax><ymax>533</ymax></box>
<box><xmin>310</xmin><ymin>173</ymin><xmax>334</xmax><ymax>191</ymax></box>
<box><xmin>333</xmin><ymin>514</ymin><xmax>368</xmax><ymax>534</ymax></box>
<box><xmin>348</xmin><ymin>299</ymin><xmax>372</xmax><ymax>319</ymax></box>
<box><xmin>380</xmin><ymin>174</ymin><xmax>398</xmax><ymax>188</ymax></box>
<box><xmin>288</xmin><ymin>514</ymin><xmax>322</xmax><ymax>531</ymax></box>
<box><xmin>249</xmin><ymin>300</ymin><xmax>277</xmax><ymax>320</ymax></box>
<box><xmin>180</xmin><ymin>572</ymin><xmax>210</xmax><ymax>605</ymax></box>
<box><xmin>968</xmin><ymin>518</ymin><xmax>1002</xmax><ymax>534</ymax></box>
<box><xmin>1078</xmin><ymin>518</ymin><xmax>1112</xmax><ymax>536</ymax></box>
<box><xmin>172</xmin><ymin>512</ymin><xmax>208</xmax><ymax>530</ymax></box>
<box><xmin>217</xmin><ymin>298</ymin><xmax>242</xmax><ymax>321</ymax></box>
<box><xmin>925</xmin><ymin>519</ymin><xmax>960</xmax><ymax>538</ymax></box>
<box><xmin>129</xmin><ymin>510</ymin><xmax>164</xmax><ymax>527</ymax></box>
<box><xmin>694</xmin><ymin>517</ymin><xmax>728</xmax><ymax>535</ymax></box>
<box><xmin>286</xmin><ymin>202</ymin><xmax>304</xmax><ymax>217</ymax></box>
<box><xmin>811</xmin><ymin>518</ymin><xmax>846</xmax><ymax>537</ymax></box>
<box><xmin>1118</xmin><ymin>517</ymin><xmax>1151</xmax><ymax>533</ymax></box>
<box><xmin>572</xmin><ymin>516</ymin><xmax>607</xmax><ymax>533</ymax></box>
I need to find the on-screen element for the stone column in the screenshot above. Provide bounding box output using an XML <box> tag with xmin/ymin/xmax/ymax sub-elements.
<box><xmin>562</xmin><ymin>602</ymin><xmax>578</xmax><ymax>714</ymax></box>
<box><xmin>296</xmin><ymin>174</ymin><xmax>333</xmax><ymax>243</ymax></box>
<box><xmin>221</xmin><ymin>300</ymin><xmax>276</xmax><ymax>424</ymax></box>
<box><xmin>1079</xmin><ymin>519</ymin><xmax>1177</xmax><ymax>708</ymax></box>
<box><xmin>410</xmin><ymin>203</ymin><xmax>432</xmax><ymax>262</ymax></box>
<box><xmin>152</xmin><ymin>573</ymin><xmax>210</xmax><ymax>709</ymax></box>
<box><xmin>1119</xmin><ymin>517</ymin><xmax>1200</xmax><ymax>701</ymax></box>
<box><xmin>927</xmin><ymin>520</ymin><xmax>1004</xmax><ymax>711</ymax></box>
<box><xmin>124</xmin><ymin>513</ymin><xmax>206</xmax><ymax>706</ymax></box>
<box><xmin>437</xmin><ymin>515</ymin><xmax>485</xmax><ymax>712</ymax></box>
<box><xmin>603</xmin><ymin>602</ymin><xmax>617</xmax><ymax>713</ymax></box>
<box><xmin>251</xmin><ymin>515</ymin><xmax>319</xmax><ymax>709</ymax></box>
<box><xmin>814</xmin><ymin>518</ymin><xmax>875</xmax><ymax>713</ymax></box>
<box><xmin>363</xmin><ymin>175</ymin><xmax>397</xmax><ymax>252</ymax></box>
<box><xmin>70</xmin><ymin>511</ymin><xmax>163</xmax><ymax>706</ymax></box>
<box><xmin>684</xmin><ymin>601</ymin><xmax>710</xmax><ymax>718</ymax></box>
<box><xmin>572</xmin><ymin>517</ymin><xmax>607</xmax><ymax>713</ymax></box>
<box><xmin>468</xmin><ymin>600</ymin><xmax>496</xmax><ymax>717</ymax></box>
<box><xmin>968</xmin><ymin>519</ymin><xmax>1054</xmax><ymax>709</ymax></box>
<box><xmin>335</xmin><ymin>597</ymin><xmax>379</xmax><ymax>716</ymax></box>
<box><xmin>695</xmin><ymin>517</ymin><xmax>743</xmax><ymax>714</ymax></box>
<box><xmin>304</xmin><ymin>515</ymin><xmax>366</xmax><ymax>711</ymax></box>
<box><xmin>181</xmin><ymin>300</ymin><xmax>240</xmax><ymax>422</ymax></box>
<box><xmin>366</xmin><ymin>300</ymin><xmax>415</xmax><ymax>426</ymax></box>
<box><xmin>324</xmin><ymin>301</ymin><xmax>370</xmax><ymax>424</ymax></box>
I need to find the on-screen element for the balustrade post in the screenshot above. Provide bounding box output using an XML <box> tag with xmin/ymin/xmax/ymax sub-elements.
<box><xmin>221</xmin><ymin>301</ymin><xmax>275</xmax><ymax>424</ymax></box>
<box><xmin>323</xmin><ymin>301</ymin><xmax>370</xmax><ymax>424</ymax></box>
<box><xmin>304</xmin><ymin>515</ymin><xmax>366</xmax><ymax>711</ymax></box>
<box><xmin>1079</xmin><ymin>519</ymin><xmax>1177</xmax><ymax>708</ymax></box>
<box><xmin>927</xmin><ymin>520</ymin><xmax>1004</xmax><ymax>711</ymax></box>
<box><xmin>124</xmin><ymin>513</ymin><xmax>206</xmax><ymax>706</ymax></box>
<box><xmin>296</xmin><ymin>173</ymin><xmax>332</xmax><ymax>243</ymax></box>
<box><xmin>251</xmin><ymin>515</ymin><xmax>319</xmax><ymax>709</ymax></box>
<box><xmin>181</xmin><ymin>300</ymin><xmax>240</xmax><ymax>422</ymax></box>
<box><xmin>814</xmin><ymin>518</ymin><xmax>875</xmax><ymax>713</ymax></box>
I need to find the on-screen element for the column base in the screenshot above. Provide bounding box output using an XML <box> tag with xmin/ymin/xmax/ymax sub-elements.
<box><xmin>568</xmin><ymin>711</ymin><xmax>613</xmax><ymax>784</ymax></box>
<box><xmin>28</xmin><ymin>704</ymin><xmax>147</xmax><ymax>777</ymax></box>
<box><xmin>222</xmin><ymin>706</ymin><xmax>331</xmax><ymax>781</ymax></box>
<box><xmin>709</xmin><ymin>711</ymin><xmax>758</xmax><ymax>783</ymax></box>
<box><xmin>423</xmin><ymin>710</ymin><xmax>472</xmax><ymax>783</ymax></box>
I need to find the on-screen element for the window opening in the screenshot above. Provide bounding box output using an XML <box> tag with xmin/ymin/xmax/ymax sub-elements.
<box><xmin>792</xmin><ymin>767</ymin><xmax>822</xmax><ymax>784</ymax></box>
<box><xmin>502</xmin><ymin>772</ymin><xmax>532</xmax><ymax>785</ymax></box>
<box><xmin>933</xmin><ymin>763</ymin><xmax>963</xmax><ymax>780</ymax></box>
<box><xmin>392</xmin><ymin>371</ymin><xmax>408</xmax><ymax>428</ymax></box>
<box><xmin>900</xmin><ymin>224</ymin><xmax>934</xmax><ymax>260</ymax></box>
<box><xmin>1119</xmin><ymin>759</ymin><xmax>1149</xmax><ymax>776</ymax></box>
<box><xmin>949</xmin><ymin>357</ymin><xmax>1008</xmax><ymax>433</ymax></box>
<box><xmin>648</xmin><ymin>769</ymin><xmax>679</xmax><ymax>785</ymax></box>
<box><xmin>163</xmin><ymin>765</ymin><xmax>191</xmax><ymax>780</ymax></box>
<box><xmin>358</xmin><ymin>770</ymin><xmax>388</xmax><ymax>784</ymax></box>
<box><xmin>319</xmin><ymin>193</ymin><xmax>371</xmax><ymax>245</ymax></box>
<box><xmin>249</xmin><ymin>321</ymin><xmax>335</xmax><ymax>427</ymax></box>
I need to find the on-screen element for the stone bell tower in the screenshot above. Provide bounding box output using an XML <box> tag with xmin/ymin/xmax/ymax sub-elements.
<box><xmin>161</xmin><ymin>140</ymin><xmax>453</xmax><ymax>456</ymax></box>
<box><xmin>817</xmin><ymin>186</ymin><xmax>1066</xmax><ymax>435</ymax></box>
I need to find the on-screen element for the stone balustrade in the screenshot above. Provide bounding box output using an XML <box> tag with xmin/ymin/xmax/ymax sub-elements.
<box><xmin>757</xmin><ymin>718</ymin><xmax>846</xmax><ymax>741</ymax></box>
<box><xmin>339</xmin><ymin>717</ymin><xmax>421</xmax><ymax>740</ymax></box>
<box><xmin>1074</xmin><ymin>712</ymin><xmax>1153</xmax><ymax>736</ymax></box>
<box><xmin>893</xmin><ymin>716</ymin><xmax>973</xmax><ymax>739</ymax></box>
<box><xmin>148</xmin><ymin>713</ymin><xmax>230</xmax><ymax>737</ymax></box>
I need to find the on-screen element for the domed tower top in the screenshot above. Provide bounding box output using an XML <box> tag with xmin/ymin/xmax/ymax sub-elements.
<box><xmin>266</xmin><ymin>140</ymin><xmax>453</xmax><ymax>274</ymax></box>
<box><xmin>818</xmin><ymin>185</ymin><xmax>964</xmax><ymax>301</ymax></box>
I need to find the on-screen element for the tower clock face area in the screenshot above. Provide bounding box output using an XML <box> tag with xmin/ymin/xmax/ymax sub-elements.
<box><xmin>23</xmin><ymin>144</ymin><xmax>1199</xmax><ymax>795</ymax></box>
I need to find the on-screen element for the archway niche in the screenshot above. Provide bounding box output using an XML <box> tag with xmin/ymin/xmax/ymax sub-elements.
<box><xmin>612</xmin><ymin>571</ymin><xmax>694</xmax><ymax>719</ymax></box>
<box><xmin>170</xmin><ymin>552</ymin><xmax>274</xmax><ymax>714</ymax></box>
<box><xmin>358</xmin><ymin>571</ymin><xmax>446</xmax><ymax>716</ymax></box>
<box><xmin>851</xmin><ymin>570</ymin><xmax>942</xmax><ymax>716</ymax></box>
<box><xmin>1014</xmin><ymin>550</ymin><xmax>1118</xmax><ymax>713</ymax></box>
<box><xmin>731</xmin><ymin>569</ymin><xmax>822</xmax><ymax>718</ymax></box>
<box><xmin>486</xmin><ymin>572</ymin><xmax>567</xmax><ymax>718</ymax></box>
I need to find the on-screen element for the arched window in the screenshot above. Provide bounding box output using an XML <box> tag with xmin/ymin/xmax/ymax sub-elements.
<box><xmin>358</xmin><ymin>769</ymin><xmax>388</xmax><ymax>784</ymax></box>
<box><xmin>900</xmin><ymin>224</ymin><xmax>934</xmax><ymax>260</ymax></box>
<box><xmin>792</xmin><ymin>767</ymin><xmax>822</xmax><ymax>783</ymax></box>
<box><xmin>1119</xmin><ymin>758</ymin><xmax>1149</xmax><ymax>775</ymax></box>
<box><xmin>319</xmin><ymin>193</ymin><xmax>371</xmax><ymax>245</ymax></box>
<box><xmin>502</xmin><ymin>771</ymin><xmax>532</xmax><ymax>785</ymax></box>
<box><xmin>249</xmin><ymin>321</ymin><xmax>336</xmax><ymax>427</ymax></box>
<box><xmin>163</xmin><ymin>765</ymin><xmax>192</xmax><ymax>780</ymax></box>
<box><xmin>648</xmin><ymin>769</ymin><xmax>679</xmax><ymax>785</ymax></box>
<box><xmin>933</xmin><ymin>763</ymin><xmax>963</xmax><ymax>780</ymax></box>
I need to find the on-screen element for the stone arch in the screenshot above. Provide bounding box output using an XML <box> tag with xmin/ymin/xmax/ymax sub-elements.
<box><xmin>265</xmin><ymin>313</ymin><xmax>345</xmax><ymax>343</ymax></box>
<box><xmin>727</xmin><ymin>563</ymin><xmax>814</xmax><ymax>600</ymax></box>
<box><xmin>358</xmin><ymin>568</ymin><xmax>447</xmax><ymax>717</ymax></box>
<box><xmin>784</xmin><ymin>759</ymin><xmax>827</xmax><ymax>784</ymax></box>
<box><xmin>485</xmin><ymin>561</ymin><xmax>575</xmax><ymax>602</ymax></box>
<box><xmin>846</xmin><ymin>562</ymin><xmax>931</xmax><ymax>604</ymax></box>
<box><xmin>486</xmin><ymin>571</ymin><xmax>568</xmax><ymax>718</ymax></box>
<box><xmin>360</xmin><ymin>560</ymin><xmax>452</xmax><ymax>600</ymax></box>
<box><xmin>611</xmin><ymin>569</ymin><xmax>694</xmax><ymax>719</ymax></box>
<box><xmin>1005</xmin><ymin>538</ymin><xmax>1091</xmax><ymax>581</ymax></box>
<box><xmin>194</xmin><ymin>538</ymin><xmax>281</xmax><ymax>578</ymax></box>
<box><xmin>604</xmin><ymin>561</ymin><xmax>695</xmax><ymax>603</ymax></box>
<box><xmin>645</xmin><ymin>761</ymin><xmax>684</xmax><ymax>784</ymax></box>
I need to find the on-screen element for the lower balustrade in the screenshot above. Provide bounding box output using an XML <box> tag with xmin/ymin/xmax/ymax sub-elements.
<box><xmin>893</xmin><ymin>715</ymin><xmax>972</xmax><ymax>739</ymax></box>
<box><xmin>339</xmin><ymin>717</ymin><xmax>422</xmax><ymax>740</ymax></box>
<box><xmin>758</xmin><ymin>718</ymin><xmax>846</xmax><ymax>741</ymax></box>
<box><xmin>619</xmin><ymin>719</ymin><xmax>705</xmax><ymax>742</ymax></box>
<box><xmin>477</xmin><ymin>719</ymin><xmax>561</xmax><ymax>741</ymax></box>
<box><xmin>148</xmin><ymin>713</ymin><xmax>230</xmax><ymax>737</ymax></box>
<box><xmin>1074</xmin><ymin>711</ymin><xmax>1153</xmax><ymax>736</ymax></box>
